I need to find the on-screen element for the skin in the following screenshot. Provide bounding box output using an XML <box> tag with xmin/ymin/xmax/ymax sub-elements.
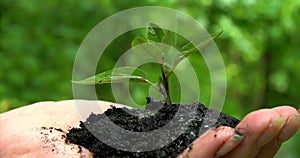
<box><xmin>0</xmin><ymin>100</ymin><xmax>299</xmax><ymax>158</ymax></box>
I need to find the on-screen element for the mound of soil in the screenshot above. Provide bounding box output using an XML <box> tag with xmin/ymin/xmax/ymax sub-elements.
<box><xmin>66</xmin><ymin>98</ymin><xmax>240</xmax><ymax>157</ymax></box>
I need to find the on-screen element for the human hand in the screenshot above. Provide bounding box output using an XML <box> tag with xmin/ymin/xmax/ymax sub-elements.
<box><xmin>0</xmin><ymin>100</ymin><xmax>121</xmax><ymax>158</ymax></box>
<box><xmin>0</xmin><ymin>100</ymin><xmax>299</xmax><ymax>158</ymax></box>
<box><xmin>178</xmin><ymin>106</ymin><xmax>300</xmax><ymax>158</ymax></box>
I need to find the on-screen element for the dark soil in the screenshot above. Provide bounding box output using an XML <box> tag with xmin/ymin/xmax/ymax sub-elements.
<box><xmin>66</xmin><ymin>98</ymin><xmax>240</xmax><ymax>158</ymax></box>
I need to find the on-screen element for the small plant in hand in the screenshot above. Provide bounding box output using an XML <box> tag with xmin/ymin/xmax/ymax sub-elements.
<box><xmin>72</xmin><ymin>23</ymin><xmax>223</xmax><ymax>106</ymax></box>
<box><xmin>67</xmin><ymin>24</ymin><xmax>240</xmax><ymax>158</ymax></box>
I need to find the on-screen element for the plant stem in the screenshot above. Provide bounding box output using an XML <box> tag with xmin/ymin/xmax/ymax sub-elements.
<box><xmin>160</xmin><ymin>65</ymin><xmax>172</xmax><ymax>106</ymax></box>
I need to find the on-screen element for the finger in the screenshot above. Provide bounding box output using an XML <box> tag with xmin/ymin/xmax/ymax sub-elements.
<box><xmin>272</xmin><ymin>106</ymin><xmax>300</xmax><ymax>143</ymax></box>
<box><xmin>255</xmin><ymin>106</ymin><xmax>300</xmax><ymax>158</ymax></box>
<box><xmin>222</xmin><ymin>109</ymin><xmax>285</xmax><ymax>158</ymax></box>
<box><xmin>178</xmin><ymin>126</ymin><xmax>243</xmax><ymax>158</ymax></box>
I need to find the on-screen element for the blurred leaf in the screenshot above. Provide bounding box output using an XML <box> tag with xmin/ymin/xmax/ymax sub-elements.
<box><xmin>131</xmin><ymin>36</ymin><xmax>148</xmax><ymax>47</ymax></box>
<box><xmin>0</xmin><ymin>100</ymin><xmax>10</xmax><ymax>113</ymax></box>
<box><xmin>161</xmin><ymin>30</ymin><xmax>174</xmax><ymax>45</ymax></box>
<box><xmin>181</xmin><ymin>41</ymin><xmax>194</xmax><ymax>52</ymax></box>
<box><xmin>147</xmin><ymin>23</ymin><xmax>165</xmax><ymax>42</ymax></box>
<box><xmin>131</xmin><ymin>36</ymin><xmax>164</xmax><ymax>61</ymax></box>
<box><xmin>173</xmin><ymin>30</ymin><xmax>223</xmax><ymax>68</ymax></box>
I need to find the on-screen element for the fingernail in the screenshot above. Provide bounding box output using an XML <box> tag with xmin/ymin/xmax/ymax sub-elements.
<box><xmin>257</xmin><ymin>116</ymin><xmax>287</xmax><ymax>148</ymax></box>
<box><xmin>288</xmin><ymin>114</ymin><xmax>300</xmax><ymax>130</ymax></box>
<box><xmin>215</xmin><ymin>130</ymin><xmax>244</xmax><ymax>157</ymax></box>
<box><xmin>290</xmin><ymin>114</ymin><xmax>300</xmax><ymax>126</ymax></box>
<box><xmin>278</xmin><ymin>114</ymin><xmax>300</xmax><ymax>142</ymax></box>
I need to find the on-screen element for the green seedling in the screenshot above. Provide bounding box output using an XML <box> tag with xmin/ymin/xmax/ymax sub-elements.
<box><xmin>73</xmin><ymin>23</ymin><xmax>222</xmax><ymax>106</ymax></box>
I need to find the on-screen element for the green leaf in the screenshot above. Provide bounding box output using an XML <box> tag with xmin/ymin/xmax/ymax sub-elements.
<box><xmin>131</xmin><ymin>36</ymin><xmax>164</xmax><ymax>61</ymax></box>
<box><xmin>184</xmin><ymin>30</ymin><xmax>223</xmax><ymax>56</ymax></box>
<box><xmin>173</xmin><ymin>30</ymin><xmax>223</xmax><ymax>68</ymax></box>
<box><xmin>147</xmin><ymin>23</ymin><xmax>165</xmax><ymax>42</ymax></box>
<box><xmin>161</xmin><ymin>30</ymin><xmax>174</xmax><ymax>45</ymax></box>
<box><xmin>131</xmin><ymin>36</ymin><xmax>148</xmax><ymax>47</ymax></box>
<box><xmin>72</xmin><ymin>67</ymin><xmax>154</xmax><ymax>86</ymax></box>
<box><xmin>181</xmin><ymin>41</ymin><xmax>195</xmax><ymax>52</ymax></box>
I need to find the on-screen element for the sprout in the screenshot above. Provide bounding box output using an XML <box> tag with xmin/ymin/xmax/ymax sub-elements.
<box><xmin>73</xmin><ymin>23</ymin><xmax>222</xmax><ymax>106</ymax></box>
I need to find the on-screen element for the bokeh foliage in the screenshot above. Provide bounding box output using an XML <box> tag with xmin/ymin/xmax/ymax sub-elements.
<box><xmin>1</xmin><ymin>0</ymin><xmax>299</xmax><ymax>157</ymax></box>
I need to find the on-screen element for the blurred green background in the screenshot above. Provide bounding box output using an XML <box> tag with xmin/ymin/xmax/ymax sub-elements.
<box><xmin>1</xmin><ymin>0</ymin><xmax>299</xmax><ymax>157</ymax></box>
